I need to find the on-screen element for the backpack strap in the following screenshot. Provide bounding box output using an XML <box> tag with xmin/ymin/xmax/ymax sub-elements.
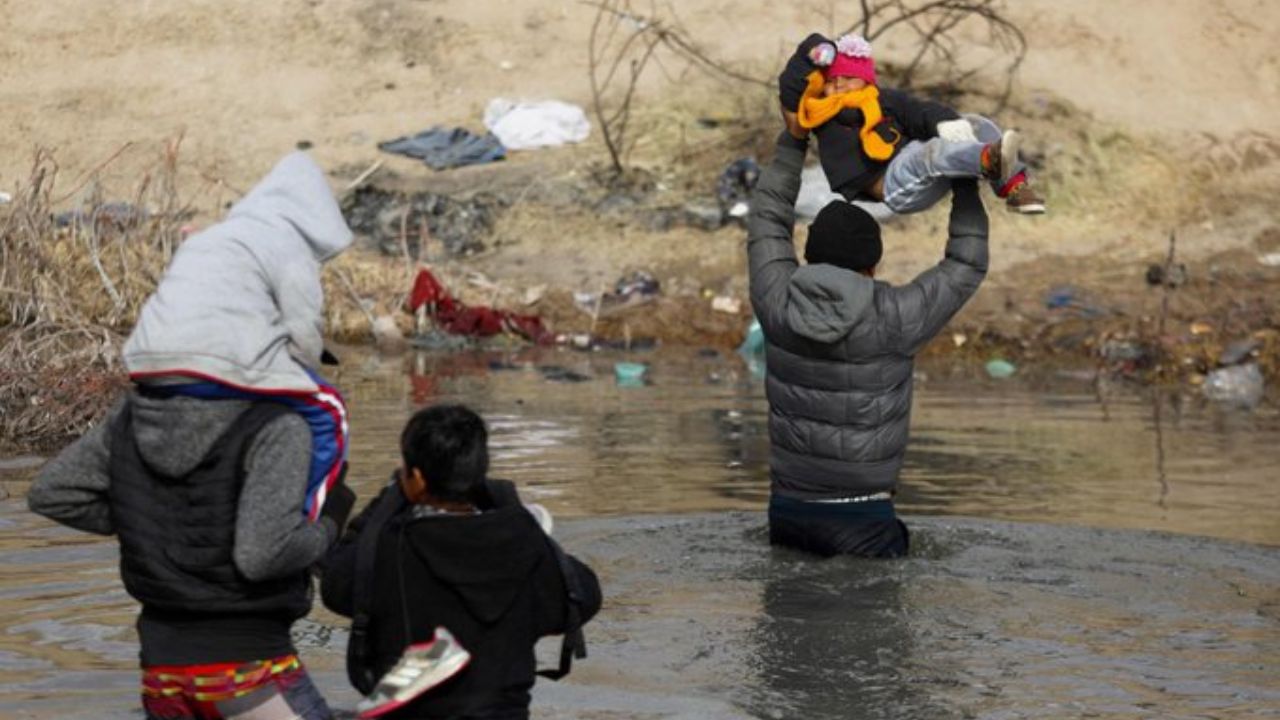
<box><xmin>536</xmin><ymin>536</ymin><xmax>589</xmax><ymax>681</ymax></box>
<box><xmin>481</xmin><ymin>478</ymin><xmax>588</xmax><ymax>681</ymax></box>
<box><xmin>346</xmin><ymin>479</ymin><xmax>405</xmax><ymax>694</ymax></box>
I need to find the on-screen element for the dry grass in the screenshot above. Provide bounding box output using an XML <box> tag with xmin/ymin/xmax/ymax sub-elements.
<box><xmin>1</xmin><ymin>140</ymin><xmax>189</xmax><ymax>450</ymax></box>
<box><xmin>1</xmin><ymin>142</ymin><xmax>187</xmax><ymax>330</ymax></box>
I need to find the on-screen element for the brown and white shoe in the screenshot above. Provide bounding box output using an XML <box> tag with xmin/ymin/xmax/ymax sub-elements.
<box><xmin>1006</xmin><ymin>180</ymin><xmax>1047</xmax><ymax>215</ymax></box>
<box><xmin>982</xmin><ymin>129</ymin><xmax>1022</xmax><ymax>185</ymax></box>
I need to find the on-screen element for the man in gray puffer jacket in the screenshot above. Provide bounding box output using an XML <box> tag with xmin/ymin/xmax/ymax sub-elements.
<box><xmin>748</xmin><ymin>100</ymin><xmax>989</xmax><ymax>558</ymax></box>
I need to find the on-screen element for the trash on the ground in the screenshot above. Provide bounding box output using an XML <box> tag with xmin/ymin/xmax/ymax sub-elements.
<box><xmin>1055</xmin><ymin>369</ymin><xmax>1099</xmax><ymax>383</ymax></box>
<box><xmin>1043</xmin><ymin>286</ymin><xmax>1078</xmax><ymax>309</ymax></box>
<box><xmin>739</xmin><ymin>318</ymin><xmax>765</xmax><ymax>356</ymax></box>
<box><xmin>1146</xmin><ymin>262</ymin><xmax>1188</xmax><ymax>288</ymax></box>
<box><xmin>482</xmin><ymin>98</ymin><xmax>590</xmax><ymax>150</ymax></box>
<box><xmin>587</xmin><ymin>336</ymin><xmax>658</xmax><ymax>352</ymax></box>
<box><xmin>1258</xmin><ymin>253</ymin><xmax>1280</xmax><ymax>267</ymax></box>
<box><xmin>1219</xmin><ymin>338</ymin><xmax>1261</xmax><ymax>366</ymax></box>
<box><xmin>1100</xmin><ymin>337</ymin><xmax>1152</xmax><ymax>365</ymax></box>
<box><xmin>539</xmin><ymin>365</ymin><xmax>592</xmax><ymax>383</ymax></box>
<box><xmin>711</xmin><ymin>296</ymin><xmax>742</xmax><ymax>314</ymax></box>
<box><xmin>715</xmin><ymin>158</ymin><xmax>760</xmax><ymax>221</ymax></box>
<box><xmin>575</xmin><ymin>271</ymin><xmax>661</xmax><ymax>317</ymax></box>
<box><xmin>557</xmin><ymin>333</ymin><xmax>593</xmax><ymax>350</ymax></box>
<box><xmin>596</xmin><ymin>192</ymin><xmax>639</xmax><ymax>215</ymax></box>
<box><xmin>738</xmin><ymin>318</ymin><xmax>766</xmax><ymax>378</ymax></box>
<box><xmin>1202</xmin><ymin>362</ymin><xmax>1264</xmax><ymax>409</ymax></box>
<box><xmin>0</xmin><ymin>191</ymin><xmax>12</xmax><ymax>205</ymax></box>
<box><xmin>378</xmin><ymin>127</ymin><xmax>505</xmax><ymax>170</ymax></box>
<box><xmin>522</xmin><ymin>285</ymin><xmax>547</xmax><ymax>306</ymax></box>
<box><xmin>405</xmin><ymin>268</ymin><xmax>552</xmax><ymax>344</ymax></box>
<box><xmin>614</xmin><ymin>362</ymin><xmax>648</xmax><ymax>387</ymax></box>
<box><xmin>985</xmin><ymin>358</ymin><xmax>1017</xmax><ymax>379</ymax></box>
<box><xmin>54</xmin><ymin>202</ymin><xmax>149</xmax><ymax>231</ymax></box>
<box><xmin>641</xmin><ymin>201</ymin><xmax>729</xmax><ymax>233</ymax></box>
<box><xmin>341</xmin><ymin>185</ymin><xmax>501</xmax><ymax>257</ymax></box>
<box><xmin>696</xmin><ymin>115</ymin><xmax>741</xmax><ymax>129</ymax></box>
<box><xmin>1189</xmin><ymin>321</ymin><xmax>1214</xmax><ymax>337</ymax></box>
<box><xmin>952</xmin><ymin>332</ymin><xmax>968</xmax><ymax>348</ymax></box>
<box><xmin>1043</xmin><ymin>285</ymin><xmax>1106</xmax><ymax>317</ymax></box>
<box><xmin>407</xmin><ymin>329</ymin><xmax>472</xmax><ymax>352</ymax></box>
<box><xmin>372</xmin><ymin>315</ymin><xmax>406</xmax><ymax>353</ymax></box>
<box><xmin>683</xmin><ymin>200</ymin><xmax>724</xmax><ymax>231</ymax></box>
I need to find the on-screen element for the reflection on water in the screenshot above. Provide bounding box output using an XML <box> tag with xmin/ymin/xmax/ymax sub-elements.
<box><xmin>333</xmin><ymin>347</ymin><xmax>1280</xmax><ymax>546</ymax></box>
<box><xmin>1</xmin><ymin>347</ymin><xmax>1278</xmax><ymax>718</ymax></box>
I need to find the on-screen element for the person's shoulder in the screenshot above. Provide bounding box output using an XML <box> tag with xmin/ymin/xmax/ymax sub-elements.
<box><xmin>252</xmin><ymin>406</ymin><xmax>311</xmax><ymax>443</ymax></box>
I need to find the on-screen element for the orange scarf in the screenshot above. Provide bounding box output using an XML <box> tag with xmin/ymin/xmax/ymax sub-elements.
<box><xmin>796</xmin><ymin>71</ymin><xmax>898</xmax><ymax>161</ymax></box>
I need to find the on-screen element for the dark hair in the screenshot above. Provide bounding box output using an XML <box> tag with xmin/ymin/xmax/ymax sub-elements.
<box><xmin>400</xmin><ymin>404</ymin><xmax>489</xmax><ymax>502</ymax></box>
<box><xmin>804</xmin><ymin>201</ymin><xmax>882</xmax><ymax>272</ymax></box>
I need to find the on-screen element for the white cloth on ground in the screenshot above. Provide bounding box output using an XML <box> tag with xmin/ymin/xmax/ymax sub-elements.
<box><xmin>482</xmin><ymin>99</ymin><xmax>591</xmax><ymax>150</ymax></box>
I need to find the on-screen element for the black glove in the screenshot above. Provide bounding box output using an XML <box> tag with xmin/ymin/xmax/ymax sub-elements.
<box><xmin>320</xmin><ymin>463</ymin><xmax>357</xmax><ymax>534</ymax></box>
<box><xmin>779</xmin><ymin>33</ymin><xmax>835</xmax><ymax>112</ymax></box>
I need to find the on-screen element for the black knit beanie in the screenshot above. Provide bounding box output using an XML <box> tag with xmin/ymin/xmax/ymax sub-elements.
<box><xmin>804</xmin><ymin>201</ymin><xmax>882</xmax><ymax>272</ymax></box>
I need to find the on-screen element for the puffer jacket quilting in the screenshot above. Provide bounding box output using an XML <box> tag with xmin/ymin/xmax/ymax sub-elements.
<box><xmin>747</xmin><ymin>131</ymin><xmax>988</xmax><ymax>500</ymax></box>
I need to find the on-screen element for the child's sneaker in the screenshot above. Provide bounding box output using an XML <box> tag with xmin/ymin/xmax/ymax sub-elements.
<box><xmin>356</xmin><ymin>627</ymin><xmax>471</xmax><ymax>719</ymax></box>
<box><xmin>1005</xmin><ymin>182</ymin><xmax>1047</xmax><ymax>215</ymax></box>
<box><xmin>981</xmin><ymin>129</ymin><xmax>1021</xmax><ymax>186</ymax></box>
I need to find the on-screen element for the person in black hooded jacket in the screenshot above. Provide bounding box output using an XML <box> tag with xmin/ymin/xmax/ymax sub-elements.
<box><xmin>321</xmin><ymin>405</ymin><xmax>601</xmax><ymax>720</ymax></box>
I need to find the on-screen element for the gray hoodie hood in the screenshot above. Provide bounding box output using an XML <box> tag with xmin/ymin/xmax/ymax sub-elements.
<box><xmin>784</xmin><ymin>264</ymin><xmax>875</xmax><ymax>343</ymax></box>
<box><xmin>227</xmin><ymin>152</ymin><xmax>353</xmax><ymax>262</ymax></box>
<box><xmin>124</xmin><ymin>152</ymin><xmax>352</xmax><ymax>392</ymax></box>
<box><xmin>129</xmin><ymin>393</ymin><xmax>251</xmax><ymax>477</ymax></box>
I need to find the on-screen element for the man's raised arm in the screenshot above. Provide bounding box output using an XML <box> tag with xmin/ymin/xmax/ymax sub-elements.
<box><xmin>889</xmin><ymin>179</ymin><xmax>990</xmax><ymax>355</ymax></box>
<box><xmin>747</xmin><ymin>124</ymin><xmax>808</xmax><ymax>338</ymax></box>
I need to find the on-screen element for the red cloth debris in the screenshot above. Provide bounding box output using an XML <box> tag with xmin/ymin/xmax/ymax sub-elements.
<box><xmin>406</xmin><ymin>269</ymin><xmax>553</xmax><ymax>344</ymax></box>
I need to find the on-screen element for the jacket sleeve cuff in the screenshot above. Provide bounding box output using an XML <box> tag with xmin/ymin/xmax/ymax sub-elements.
<box><xmin>777</xmin><ymin>130</ymin><xmax>809</xmax><ymax>154</ymax></box>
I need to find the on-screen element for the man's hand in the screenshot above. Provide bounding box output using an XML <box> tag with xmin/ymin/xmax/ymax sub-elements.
<box><xmin>779</xmin><ymin>32</ymin><xmax>834</xmax><ymax>112</ymax></box>
<box><xmin>782</xmin><ymin>107</ymin><xmax>809</xmax><ymax>142</ymax></box>
<box><xmin>320</xmin><ymin>462</ymin><xmax>357</xmax><ymax>538</ymax></box>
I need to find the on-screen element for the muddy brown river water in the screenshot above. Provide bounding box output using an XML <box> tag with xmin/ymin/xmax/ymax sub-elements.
<box><xmin>1</xmin><ymin>347</ymin><xmax>1277</xmax><ymax>719</ymax></box>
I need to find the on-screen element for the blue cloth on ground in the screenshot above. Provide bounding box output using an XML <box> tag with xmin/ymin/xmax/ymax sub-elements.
<box><xmin>378</xmin><ymin>127</ymin><xmax>506</xmax><ymax>170</ymax></box>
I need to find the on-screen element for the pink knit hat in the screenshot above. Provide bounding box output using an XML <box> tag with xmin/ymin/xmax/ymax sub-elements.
<box><xmin>824</xmin><ymin>34</ymin><xmax>877</xmax><ymax>86</ymax></box>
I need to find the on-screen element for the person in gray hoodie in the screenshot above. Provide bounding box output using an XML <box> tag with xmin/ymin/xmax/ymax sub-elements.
<box><xmin>748</xmin><ymin>61</ymin><xmax>989</xmax><ymax>558</ymax></box>
<box><xmin>123</xmin><ymin>151</ymin><xmax>354</xmax><ymax>522</ymax></box>
<box><xmin>28</xmin><ymin>153</ymin><xmax>358</xmax><ymax>720</ymax></box>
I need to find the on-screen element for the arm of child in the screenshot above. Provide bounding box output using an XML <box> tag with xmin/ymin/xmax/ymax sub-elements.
<box><xmin>888</xmin><ymin>179</ymin><xmax>989</xmax><ymax>355</ymax></box>
<box><xmin>26</xmin><ymin>399</ymin><xmax>125</xmax><ymax>536</ymax></box>
<box><xmin>233</xmin><ymin>413</ymin><xmax>334</xmax><ymax>582</ymax></box>
<box><xmin>747</xmin><ymin>128</ymin><xmax>808</xmax><ymax>340</ymax></box>
<box><xmin>318</xmin><ymin>485</ymin><xmax>390</xmax><ymax>617</ymax></box>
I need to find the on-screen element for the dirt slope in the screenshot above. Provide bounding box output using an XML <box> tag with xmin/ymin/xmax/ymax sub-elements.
<box><xmin>2</xmin><ymin>0</ymin><xmax>1278</xmax><ymax>348</ymax></box>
